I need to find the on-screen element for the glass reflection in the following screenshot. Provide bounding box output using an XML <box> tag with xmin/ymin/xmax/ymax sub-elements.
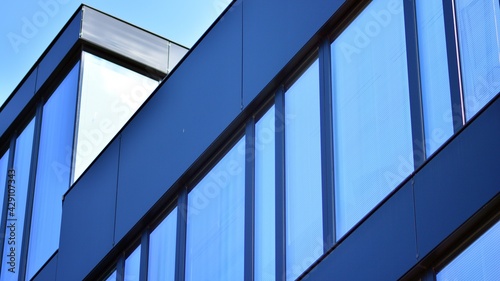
<box><xmin>26</xmin><ymin>62</ymin><xmax>80</xmax><ymax>280</ymax></box>
<box><xmin>331</xmin><ymin>0</ymin><xmax>413</xmax><ymax>239</ymax></box>
<box><xmin>74</xmin><ymin>52</ymin><xmax>158</xmax><ymax>183</ymax></box>
<box><xmin>1</xmin><ymin>118</ymin><xmax>35</xmax><ymax>281</ymax></box>
<box><xmin>285</xmin><ymin>59</ymin><xmax>323</xmax><ymax>281</ymax></box>
<box><xmin>185</xmin><ymin>138</ymin><xmax>245</xmax><ymax>281</ymax></box>
<box><xmin>455</xmin><ymin>0</ymin><xmax>500</xmax><ymax>120</ymax></box>
<box><xmin>416</xmin><ymin>0</ymin><xmax>454</xmax><ymax>156</ymax></box>
<box><xmin>437</xmin><ymin>220</ymin><xmax>500</xmax><ymax>280</ymax></box>
<box><xmin>0</xmin><ymin>150</ymin><xmax>10</xmax><ymax>224</ymax></box>
<box><xmin>255</xmin><ymin>106</ymin><xmax>276</xmax><ymax>281</ymax></box>
<box><xmin>148</xmin><ymin>207</ymin><xmax>177</xmax><ymax>281</ymax></box>
<box><xmin>124</xmin><ymin>245</ymin><xmax>141</xmax><ymax>281</ymax></box>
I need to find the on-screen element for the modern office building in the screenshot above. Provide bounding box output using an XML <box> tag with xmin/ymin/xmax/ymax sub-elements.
<box><xmin>0</xmin><ymin>0</ymin><xmax>499</xmax><ymax>280</ymax></box>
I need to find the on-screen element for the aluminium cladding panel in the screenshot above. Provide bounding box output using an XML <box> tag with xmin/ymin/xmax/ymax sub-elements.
<box><xmin>81</xmin><ymin>6</ymin><xmax>171</xmax><ymax>74</ymax></box>
<box><xmin>0</xmin><ymin>70</ymin><xmax>36</xmax><ymax>139</ymax></box>
<box><xmin>32</xmin><ymin>254</ymin><xmax>57</xmax><ymax>281</ymax></box>
<box><xmin>114</xmin><ymin>0</ymin><xmax>243</xmax><ymax>243</ymax></box>
<box><xmin>242</xmin><ymin>0</ymin><xmax>345</xmax><ymax>106</ymax></box>
<box><xmin>35</xmin><ymin>10</ymin><xmax>81</xmax><ymax>92</ymax></box>
<box><xmin>56</xmin><ymin>138</ymin><xmax>120</xmax><ymax>281</ymax></box>
<box><xmin>414</xmin><ymin>95</ymin><xmax>500</xmax><ymax>259</ymax></box>
<box><xmin>303</xmin><ymin>182</ymin><xmax>417</xmax><ymax>280</ymax></box>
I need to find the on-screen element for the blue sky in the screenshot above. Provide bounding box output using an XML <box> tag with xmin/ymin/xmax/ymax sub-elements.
<box><xmin>0</xmin><ymin>0</ymin><xmax>232</xmax><ymax>107</ymax></box>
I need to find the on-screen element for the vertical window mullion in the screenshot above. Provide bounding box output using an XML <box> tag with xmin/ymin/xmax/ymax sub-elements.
<box><xmin>244</xmin><ymin>119</ymin><xmax>255</xmax><ymax>281</ymax></box>
<box><xmin>116</xmin><ymin>255</ymin><xmax>125</xmax><ymax>281</ymax></box>
<box><xmin>403</xmin><ymin>0</ymin><xmax>426</xmax><ymax>167</ymax></box>
<box><xmin>319</xmin><ymin>39</ymin><xmax>335</xmax><ymax>250</ymax></box>
<box><xmin>175</xmin><ymin>187</ymin><xmax>187</xmax><ymax>281</ymax></box>
<box><xmin>139</xmin><ymin>231</ymin><xmax>149</xmax><ymax>281</ymax></box>
<box><xmin>442</xmin><ymin>0</ymin><xmax>465</xmax><ymax>132</ymax></box>
<box><xmin>275</xmin><ymin>87</ymin><xmax>286</xmax><ymax>281</ymax></box>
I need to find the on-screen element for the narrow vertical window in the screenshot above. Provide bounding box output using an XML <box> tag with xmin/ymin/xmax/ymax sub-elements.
<box><xmin>185</xmin><ymin>138</ymin><xmax>245</xmax><ymax>281</ymax></box>
<box><xmin>254</xmin><ymin>106</ymin><xmax>276</xmax><ymax>281</ymax></box>
<box><xmin>1</xmin><ymin>118</ymin><xmax>35</xmax><ymax>281</ymax></box>
<box><xmin>148</xmin><ymin>207</ymin><xmax>177</xmax><ymax>281</ymax></box>
<box><xmin>124</xmin><ymin>245</ymin><xmax>141</xmax><ymax>281</ymax></box>
<box><xmin>416</xmin><ymin>0</ymin><xmax>454</xmax><ymax>156</ymax></box>
<box><xmin>0</xmin><ymin>149</ymin><xmax>10</xmax><ymax>221</ymax></box>
<box><xmin>26</xmin><ymin>62</ymin><xmax>80</xmax><ymax>280</ymax></box>
<box><xmin>437</xmin><ymin>220</ymin><xmax>500</xmax><ymax>280</ymax></box>
<box><xmin>455</xmin><ymin>0</ymin><xmax>500</xmax><ymax>119</ymax></box>
<box><xmin>284</xmin><ymin>59</ymin><xmax>323</xmax><ymax>281</ymax></box>
<box><xmin>331</xmin><ymin>0</ymin><xmax>413</xmax><ymax>239</ymax></box>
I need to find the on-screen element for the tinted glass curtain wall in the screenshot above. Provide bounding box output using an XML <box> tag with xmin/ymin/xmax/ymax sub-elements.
<box><xmin>26</xmin><ymin>62</ymin><xmax>80</xmax><ymax>280</ymax></box>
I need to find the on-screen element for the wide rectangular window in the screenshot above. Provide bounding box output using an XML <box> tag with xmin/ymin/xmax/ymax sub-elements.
<box><xmin>455</xmin><ymin>0</ymin><xmax>500</xmax><ymax>119</ymax></box>
<box><xmin>437</xmin><ymin>220</ymin><xmax>500</xmax><ymax>280</ymax></box>
<box><xmin>185</xmin><ymin>138</ymin><xmax>245</xmax><ymax>281</ymax></box>
<box><xmin>148</xmin><ymin>207</ymin><xmax>177</xmax><ymax>281</ymax></box>
<box><xmin>254</xmin><ymin>106</ymin><xmax>276</xmax><ymax>281</ymax></box>
<box><xmin>416</xmin><ymin>0</ymin><xmax>454</xmax><ymax>156</ymax></box>
<box><xmin>331</xmin><ymin>0</ymin><xmax>413</xmax><ymax>239</ymax></box>
<box><xmin>124</xmin><ymin>245</ymin><xmax>141</xmax><ymax>281</ymax></box>
<box><xmin>26</xmin><ymin>62</ymin><xmax>80</xmax><ymax>280</ymax></box>
<box><xmin>284</xmin><ymin>59</ymin><xmax>323</xmax><ymax>281</ymax></box>
<box><xmin>1</xmin><ymin>118</ymin><xmax>35</xmax><ymax>281</ymax></box>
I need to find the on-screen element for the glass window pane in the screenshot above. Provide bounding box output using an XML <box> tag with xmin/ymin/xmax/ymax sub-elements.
<box><xmin>0</xmin><ymin>150</ymin><xmax>10</xmax><ymax>220</ymax></box>
<box><xmin>185</xmin><ymin>138</ymin><xmax>245</xmax><ymax>281</ymax></box>
<box><xmin>74</xmin><ymin>52</ymin><xmax>158</xmax><ymax>183</ymax></box>
<box><xmin>416</xmin><ymin>0</ymin><xmax>454</xmax><ymax>156</ymax></box>
<box><xmin>437</xmin><ymin>220</ymin><xmax>500</xmax><ymax>280</ymax></box>
<box><xmin>124</xmin><ymin>245</ymin><xmax>141</xmax><ymax>281</ymax></box>
<box><xmin>148</xmin><ymin>207</ymin><xmax>177</xmax><ymax>281</ymax></box>
<box><xmin>255</xmin><ymin>106</ymin><xmax>276</xmax><ymax>281</ymax></box>
<box><xmin>331</xmin><ymin>0</ymin><xmax>413</xmax><ymax>239</ymax></box>
<box><xmin>26</xmin><ymin>62</ymin><xmax>80</xmax><ymax>280</ymax></box>
<box><xmin>455</xmin><ymin>0</ymin><xmax>500</xmax><ymax>120</ymax></box>
<box><xmin>285</xmin><ymin>59</ymin><xmax>323</xmax><ymax>281</ymax></box>
<box><xmin>1</xmin><ymin>118</ymin><xmax>35</xmax><ymax>281</ymax></box>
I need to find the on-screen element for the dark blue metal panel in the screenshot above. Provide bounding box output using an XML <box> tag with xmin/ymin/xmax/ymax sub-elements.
<box><xmin>35</xmin><ymin>10</ymin><xmax>81</xmax><ymax>92</ymax></box>
<box><xmin>56</xmin><ymin>137</ymin><xmax>120</xmax><ymax>281</ymax></box>
<box><xmin>414</xmin><ymin>95</ymin><xmax>500</xmax><ymax>258</ymax></box>
<box><xmin>114</xmin><ymin>1</ymin><xmax>243</xmax><ymax>243</ymax></box>
<box><xmin>242</xmin><ymin>0</ymin><xmax>345</xmax><ymax>106</ymax></box>
<box><xmin>32</xmin><ymin>254</ymin><xmax>57</xmax><ymax>281</ymax></box>
<box><xmin>303</xmin><ymin>182</ymin><xmax>417</xmax><ymax>280</ymax></box>
<box><xmin>0</xmin><ymin>70</ymin><xmax>37</xmax><ymax>138</ymax></box>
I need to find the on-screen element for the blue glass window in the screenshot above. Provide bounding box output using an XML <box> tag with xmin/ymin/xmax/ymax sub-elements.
<box><xmin>455</xmin><ymin>0</ymin><xmax>500</xmax><ymax>120</ymax></box>
<box><xmin>437</xmin><ymin>220</ymin><xmax>500</xmax><ymax>280</ymax></box>
<box><xmin>104</xmin><ymin>270</ymin><xmax>117</xmax><ymax>281</ymax></box>
<box><xmin>0</xmin><ymin>150</ymin><xmax>10</xmax><ymax>223</ymax></box>
<box><xmin>1</xmin><ymin>118</ymin><xmax>35</xmax><ymax>281</ymax></box>
<box><xmin>255</xmin><ymin>106</ymin><xmax>276</xmax><ymax>281</ymax></box>
<box><xmin>26</xmin><ymin>62</ymin><xmax>80</xmax><ymax>280</ymax></box>
<box><xmin>416</xmin><ymin>0</ymin><xmax>454</xmax><ymax>156</ymax></box>
<box><xmin>185</xmin><ymin>138</ymin><xmax>245</xmax><ymax>281</ymax></box>
<box><xmin>284</xmin><ymin>59</ymin><xmax>323</xmax><ymax>281</ymax></box>
<box><xmin>124</xmin><ymin>245</ymin><xmax>141</xmax><ymax>281</ymax></box>
<box><xmin>148</xmin><ymin>207</ymin><xmax>177</xmax><ymax>281</ymax></box>
<box><xmin>331</xmin><ymin>0</ymin><xmax>413</xmax><ymax>239</ymax></box>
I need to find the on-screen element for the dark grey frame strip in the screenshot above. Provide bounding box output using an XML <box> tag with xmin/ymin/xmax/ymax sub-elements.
<box><xmin>139</xmin><ymin>231</ymin><xmax>149</xmax><ymax>281</ymax></box>
<box><xmin>116</xmin><ymin>255</ymin><xmax>125</xmax><ymax>281</ymax></box>
<box><xmin>174</xmin><ymin>187</ymin><xmax>188</xmax><ymax>281</ymax></box>
<box><xmin>442</xmin><ymin>0</ymin><xmax>465</xmax><ymax>131</ymax></box>
<box><xmin>19</xmin><ymin>104</ymin><xmax>43</xmax><ymax>280</ymax></box>
<box><xmin>403</xmin><ymin>0</ymin><xmax>426</xmax><ymax>166</ymax></box>
<box><xmin>0</xmin><ymin>136</ymin><xmax>16</xmax><ymax>268</ymax></box>
<box><xmin>319</xmin><ymin>39</ymin><xmax>335</xmax><ymax>248</ymax></box>
<box><xmin>244</xmin><ymin>118</ymin><xmax>255</xmax><ymax>281</ymax></box>
<box><xmin>275</xmin><ymin>86</ymin><xmax>286</xmax><ymax>281</ymax></box>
